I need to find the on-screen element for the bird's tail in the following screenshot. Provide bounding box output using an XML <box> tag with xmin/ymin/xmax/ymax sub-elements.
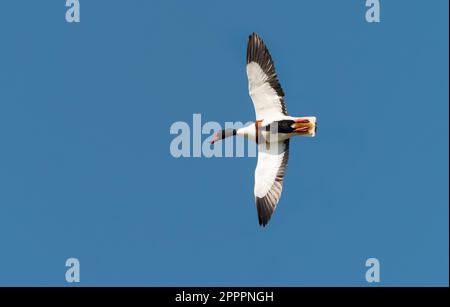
<box><xmin>293</xmin><ymin>116</ymin><xmax>317</xmax><ymax>137</ymax></box>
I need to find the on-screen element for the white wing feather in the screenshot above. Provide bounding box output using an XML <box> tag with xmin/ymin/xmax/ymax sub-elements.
<box><xmin>254</xmin><ymin>141</ymin><xmax>289</xmax><ymax>226</ymax></box>
<box><xmin>246</xmin><ymin>32</ymin><xmax>288</xmax><ymax>123</ymax></box>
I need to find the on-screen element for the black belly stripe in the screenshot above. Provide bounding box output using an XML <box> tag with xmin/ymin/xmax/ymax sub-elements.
<box><xmin>264</xmin><ymin>120</ymin><xmax>295</xmax><ymax>134</ymax></box>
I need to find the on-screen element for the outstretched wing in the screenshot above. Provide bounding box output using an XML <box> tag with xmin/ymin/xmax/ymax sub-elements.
<box><xmin>246</xmin><ymin>32</ymin><xmax>288</xmax><ymax>122</ymax></box>
<box><xmin>254</xmin><ymin>140</ymin><xmax>289</xmax><ymax>226</ymax></box>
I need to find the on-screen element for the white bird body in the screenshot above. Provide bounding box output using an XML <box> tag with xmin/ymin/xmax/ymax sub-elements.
<box><xmin>235</xmin><ymin>116</ymin><xmax>316</xmax><ymax>143</ymax></box>
<box><xmin>211</xmin><ymin>33</ymin><xmax>317</xmax><ymax>226</ymax></box>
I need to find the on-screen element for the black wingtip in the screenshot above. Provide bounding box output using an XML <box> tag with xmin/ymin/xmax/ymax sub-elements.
<box><xmin>256</xmin><ymin>196</ymin><xmax>275</xmax><ymax>227</ymax></box>
<box><xmin>249</xmin><ymin>32</ymin><xmax>259</xmax><ymax>39</ymax></box>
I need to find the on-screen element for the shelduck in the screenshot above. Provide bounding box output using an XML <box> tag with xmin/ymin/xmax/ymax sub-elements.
<box><xmin>211</xmin><ymin>33</ymin><xmax>317</xmax><ymax>226</ymax></box>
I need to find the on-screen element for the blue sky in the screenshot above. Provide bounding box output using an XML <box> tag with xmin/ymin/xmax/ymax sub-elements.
<box><xmin>0</xmin><ymin>0</ymin><xmax>448</xmax><ymax>286</ymax></box>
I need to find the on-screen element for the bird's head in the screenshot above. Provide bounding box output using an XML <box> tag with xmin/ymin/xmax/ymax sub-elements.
<box><xmin>210</xmin><ymin>128</ymin><xmax>237</xmax><ymax>145</ymax></box>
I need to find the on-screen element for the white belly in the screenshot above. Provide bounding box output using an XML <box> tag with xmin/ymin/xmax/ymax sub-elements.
<box><xmin>260</xmin><ymin>131</ymin><xmax>292</xmax><ymax>143</ymax></box>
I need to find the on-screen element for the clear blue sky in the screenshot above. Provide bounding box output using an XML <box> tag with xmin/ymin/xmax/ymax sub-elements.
<box><xmin>0</xmin><ymin>0</ymin><xmax>448</xmax><ymax>286</ymax></box>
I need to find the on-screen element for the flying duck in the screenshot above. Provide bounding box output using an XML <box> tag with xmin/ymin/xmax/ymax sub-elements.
<box><xmin>211</xmin><ymin>32</ymin><xmax>317</xmax><ymax>226</ymax></box>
